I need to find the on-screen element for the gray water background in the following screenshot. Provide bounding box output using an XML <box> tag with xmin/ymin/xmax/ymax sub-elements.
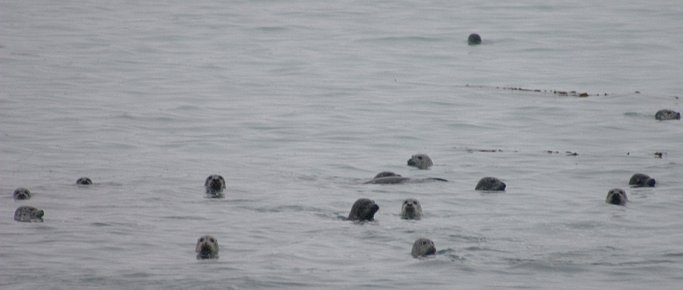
<box><xmin>2</xmin><ymin>0</ymin><xmax>683</xmax><ymax>289</ymax></box>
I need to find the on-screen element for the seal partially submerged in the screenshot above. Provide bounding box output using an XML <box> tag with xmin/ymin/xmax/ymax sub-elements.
<box><xmin>364</xmin><ymin>171</ymin><xmax>447</xmax><ymax>184</ymax></box>
<box><xmin>13</xmin><ymin>187</ymin><xmax>31</xmax><ymax>200</ymax></box>
<box><xmin>467</xmin><ymin>33</ymin><xmax>482</xmax><ymax>45</ymax></box>
<box><xmin>407</xmin><ymin>154</ymin><xmax>433</xmax><ymax>169</ymax></box>
<box><xmin>629</xmin><ymin>173</ymin><xmax>655</xmax><ymax>188</ymax></box>
<box><xmin>475</xmin><ymin>177</ymin><xmax>506</xmax><ymax>191</ymax></box>
<box><xmin>400</xmin><ymin>198</ymin><xmax>423</xmax><ymax>220</ymax></box>
<box><xmin>195</xmin><ymin>235</ymin><xmax>219</xmax><ymax>259</ymax></box>
<box><xmin>411</xmin><ymin>238</ymin><xmax>436</xmax><ymax>258</ymax></box>
<box><xmin>606</xmin><ymin>188</ymin><xmax>627</xmax><ymax>206</ymax></box>
<box><xmin>204</xmin><ymin>175</ymin><xmax>226</xmax><ymax>197</ymax></box>
<box><xmin>14</xmin><ymin>206</ymin><xmax>44</xmax><ymax>222</ymax></box>
<box><xmin>655</xmin><ymin>109</ymin><xmax>680</xmax><ymax>120</ymax></box>
<box><xmin>347</xmin><ymin>198</ymin><xmax>379</xmax><ymax>221</ymax></box>
<box><xmin>76</xmin><ymin>177</ymin><xmax>92</xmax><ymax>185</ymax></box>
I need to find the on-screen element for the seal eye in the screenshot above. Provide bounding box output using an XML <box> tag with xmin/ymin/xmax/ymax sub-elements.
<box><xmin>417</xmin><ymin>156</ymin><xmax>422</xmax><ymax>160</ymax></box>
<box><xmin>199</xmin><ymin>238</ymin><xmax>205</xmax><ymax>242</ymax></box>
<box><xmin>210</xmin><ymin>238</ymin><xmax>215</xmax><ymax>243</ymax></box>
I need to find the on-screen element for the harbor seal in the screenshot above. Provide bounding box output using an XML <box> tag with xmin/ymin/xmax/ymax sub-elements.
<box><xmin>347</xmin><ymin>198</ymin><xmax>379</xmax><ymax>221</ymax></box>
<box><xmin>655</xmin><ymin>109</ymin><xmax>680</xmax><ymax>120</ymax></box>
<box><xmin>400</xmin><ymin>198</ymin><xmax>423</xmax><ymax>220</ymax></box>
<box><xmin>475</xmin><ymin>177</ymin><xmax>506</xmax><ymax>191</ymax></box>
<box><xmin>195</xmin><ymin>235</ymin><xmax>219</xmax><ymax>259</ymax></box>
<box><xmin>364</xmin><ymin>171</ymin><xmax>448</xmax><ymax>184</ymax></box>
<box><xmin>13</xmin><ymin>187</ymin><xmax>31</xmax><ymax>200</ymax></box>
<box><xmin>629</xmin><ymin>173</ymin><xmax>655</xmax><ymax>187</ymax></box>
<box><xmin>407</xmin><ymin>154</ymin><xmax>433</xmax><ymax>169</ymax></box>
<box><xmin>204</xmin><ymin>175</ymin><xmax>226</xmax><ymax>197</ymax></box>
<box><xmin>605</xmin><ymin>188</ymin><xmax>627</xmax><ymax>206</ymax></box>
<box><xmin>468</xmin><ymin>33</ymin><xmax>482</xmax><ymax>45</ymax></box>
<box><xmin>14</xmin><ymin>206</ymin><xmax>44</xmax><ymax>222</ymax></box>
<box><xmin>411</xmin><ymin>238</ymin><xmax>436</xmax><ymax>258</ymax></box>
<box><xmin>76</xmin><ymin>177</ymin><xmax>92</xmax><ymax>185</ymax></box>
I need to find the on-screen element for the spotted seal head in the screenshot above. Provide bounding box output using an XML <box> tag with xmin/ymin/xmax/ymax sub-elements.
<box><xmin>629</xmin><ymin>173</ymin><xmax>655</xmax><ymax>188</ymax></box>
<box><xmin>606</xmin><ymin>188</ymin><xmax>627</xmax><ymax>206</ymax></box>
<box><xmin>475</xmin><ymin>177</ymin><xmax>506</xmax><ymax>191</ymax></box>
<box><xmin>401</xmin><ymin>198</ymin><xmax>423</xmax><ymax>220</ymax></box>
<box><xmin>411</xmin><ymin>238</ymin><xmax>436</xmax><ymax>258</ymax></box>
<box><xmin>204</xmin><ymin>175</ymin><xmax>226</xmax><ymax>197</ymax></box>
<box><xmin>13</xmin><ymin>187</ymin><xmax>31</xmax><ymax>200</ymax></box>
<box><xmin>14</xmin><ymin>206</ymin><xmax>44</xmax><ymax>222</ymax></box>
<box><xmin>468</xmin><ymin>33</ymin><xmax>482</xmax><ymax>45</ymax></box>
<box><xmin>195</xmin><ymin>235</ymin><xmax>219</xmax><ymax>259</ymax></box>
<box><xmin>407</xmin><ymin>154</ymin><xmax>433</xmax><ymax>169</ymax></box>
<box><xmin>76</xmin><ymin>177</ymin><xmax>92</xmax><ymax>185</ymax></box>
<box><xmin>347</xmin><ymin>198</ymin><xmax>380</xmax><ymax>221</ymax></box>
<box><xmin>655</xmin><ymin>109</ymin><xmax>681</xmax><ymax>120</ymax></box>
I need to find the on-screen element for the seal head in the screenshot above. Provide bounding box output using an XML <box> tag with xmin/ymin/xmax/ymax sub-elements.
<box><xmin>606</xmin><ymin>188</ymin><xmax>627</xmax><ymax>206</ymax></box>
<box><xmin>76</xmin><ymin>177</ymin><xmax>92</xmax><ymax>185</ymax></box>
<box><xmin>401</xmin><ymin>198</ymin><xmax>423</xmax><ymax>220</ymax></box>
<box><xmin>365</xmin><ymin>171</ymin><xmax>411</xmax><ymax>184</ymax></box>
<box><xmin>468</xmin><ymin>33</ymin><xmax>482</xmax><ymax>45</ymax></box>
<box><xmin>204</xmin><ymin>175</ymin><xmax>226</xmax><ymax>197</ymax></box>
<box><xmin>475</xmin><ymin>177</ymin><xmax>506</xmax><ymax>191</ymax></box>
<box><xmin>655</xmin><ymin>109</ymin><xmax>681</xmax><ymax>120</ymax></box>
<box><xmin>13</xmin><ymin>187</ymin><xmax>31</xmax><ymax>200</ymax></box>
<box><xmin>629</xmin><ymin>173</ymin><xmax>655</xmax><ymax>187</ymax></box>
<box><xmin>411</xmin><ymin>238</ymin><xmax>436</xmax><ymax>258</ymax></box>
<box><xmin>195</xmin><ymin>235</ymin><xmax>219</xmax><ymax>259</ymax></box>
<box><xmin>14</xmin><ymin>206</ymin><xmax>44</xmax><ymax>222</ymax></box>
<box><xmin>407</xmin><ymin>154</ymin><xmax>433</xmax><ymax>169</ymax></box>
<box><xmin>347</xmin><ymin>198</ymin><xmax>380</xmax><ymax>221</ymax></box>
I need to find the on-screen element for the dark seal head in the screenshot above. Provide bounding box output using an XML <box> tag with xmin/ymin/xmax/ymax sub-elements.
<box><xmin>655</xmin><ymin>109</ymin><xmax>680</xmax><ymax>120</ymax></box>
<box><xmin>76</xmin><ymin>177</ymin><xmax>92</xmax><ymax>185</ymax></box>
<box><xmin>204</xmin><ymin>175</ymin><xmax>226</xmax><ymax>197</ymax></box>
<box><xmin>14</xmin><ymin>206</ymin><xmax>44</xmax><ymax>222</ymax></box>
<box><xmin>13</xmin><ymin>187</ymin><xmax>31</xmax><ymax>200</ymax></box>
<box><xmin>629</xmin><ymin>173</ymin><xmax>655</xmax><ymax>188</ymax></box>
<box><xmin>475</xmin><ymin>177</ymin><xmax>506</xmax><ymax>191</ymax></box>
<box><xmin>195</xmin><ymin>235</ymin><xmax>219</xmax><ymax>259</ymax></box>
<box><xmin>400</xmin><ymin>198</ymin><xmax>423</xmax><ymax>220</ymax></box>
<box><xmin>606</xmin><ymin>188</ymin><xmax>627</xmax><ymax>206</ymax></box>
<box><xmin>468</xmin><ymin>33</ymin><xmax>482</xmax><ymax>45</ymax></box>
<box><xmin>411</xmin><ymin>238</ymin><xmax>436</xmax><ymax>258</ymax></box>
<box><xmin>347</xmin><ymin>198</ymin><xmax>380</xmax><ymax>221</ymax></box>
<box><xmin>407</xmin><ymin>154</ymin><xmax>433</xmax><ymax>169</ymax></box>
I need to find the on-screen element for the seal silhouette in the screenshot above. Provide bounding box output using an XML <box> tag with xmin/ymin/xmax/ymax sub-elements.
<box><xmin>76</xmin><ymin>177</ymin><xmax>92</xmax><ymax>185</ymax></box>
<box><xmin>14</xmin><ymin>206</ymin><xmax>44</xmax><ymax>222</ymax></box>
<box><xmin>468</xmin><ymin>33</ymin><xmax>482</xmax><ymax>45</ymax></box>
<box><xmin>407</xmin><ymin>154</ymin><xmax>433</xmax><ymax>169</ymax></box>
<box><xmin>411</xmin><ymin>238</ymin><xmax>436</xmax><ymax>258</ymax></box>
<box><xmin>204</xmin><ymin>175</ymin><xmax>226</xmax><ymax>197</ymax></box>
<box><xmin>13</xmin><ymin>187</ymin><xmax>31</xmax><ymax>200</ymax></box>
<box><xmin>347</xmin><ymin>198</ymin><xmax>379</xmax><ymax>221</ymax></box>
<box><xmin>475</xmin><ymin>177</ymin><xmax>506</xmax><ymax>191</ymax></box>
<box><xmin>195</xmin><ymin>235</ymin><xmax>219</xmax><ymax>259</ymax></box>
<box><xmin>655</xmin><ymin>109</ymin><xmax>680</xmax><ymax>120</ymax></box>
<box><xmin>629</xmin><ymin>173</ymin><xmax>655</xmax><ymax>187</ymax></box>
<box><xmin>606</xmin><ymin>188</ymin><xmax>627</xmax><ymax>206</ymax></box>
<box><xmin>400</xmin><ymin>198</ymin><xmax>423</xmax><ymax>220</ymax></box>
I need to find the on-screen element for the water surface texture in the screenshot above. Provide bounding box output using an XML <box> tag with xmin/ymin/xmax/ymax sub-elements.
<box><xmin>2</xmin><ymin>0</ymin><xmax>683</xmax><ymax>289</ymax></box>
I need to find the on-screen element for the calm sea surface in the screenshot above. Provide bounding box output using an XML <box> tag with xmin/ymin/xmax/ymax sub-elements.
<box><xmin>2</xmin><ymin>0</ymin><xmax>683</xmax><ymax>289</ymax></box>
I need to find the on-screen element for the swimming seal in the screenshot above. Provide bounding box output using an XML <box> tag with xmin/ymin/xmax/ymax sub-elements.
<box><xmin>475</xmin><ymin>177</ymin><xmax>506</xmax><ymax>191</ymax></box>
<box><xmin>14</xmin><ymin>206</ymin><xmax>44</xmax><ymax>222</ymax></box>
<box><xmin>364</xmin><ymin>171</ymin><xmax>448</xmax><ymax>184</ymax></box>
<box><xmin>655</xmin><ymin>109</ymin><xmax>680</xmax><ymax>120</ymax></box>
<box><xmin>76</xmin><ymin>177</ymin><xmax>92</xmax><ymax>185</ymax></box>
<box><xmin>347</xmin><ymin>198</ymin><xmax>379</xmax><ymax>221</ymax></box>
<box><xmin>411</xmin><ymin>238</ymin><xmax>436</xmax><ymax>258</ymax></box>
<box><xmin>605</xmin><ymin>188</ymin><xmax>627</xmax><ymax>206</ymax></box>
<box><xmin>195</xmin><ymin>235</ymin><xmax>219</xmax><ymax>259</ymax></box>
<box><xmin>468</xmin><ymin>33</ymin><xmax>482</xmax><ymax>45</ymax></box>
<box><xmin>13</xmin><ymin>187</ymin><xmax>31</xmax><ymax>200</ymax></box>
<box><xmin>407</xmin><ymin>154</ymin><xmax>433</xmax><ymax>169</ymax></box>
<box><xmin>204</xmin><ymin>175</ymin><xmax>226</xmax><ymax>197</ymax></box>
<box><xmin>629</xmin><ymin>173</ymin><xmax>655</xmax><ymax>187</ymax></box>
<box><xmin>400</xmin><ymin>198</ymin><xmax>423</xmax><ymax>220</ymax></box>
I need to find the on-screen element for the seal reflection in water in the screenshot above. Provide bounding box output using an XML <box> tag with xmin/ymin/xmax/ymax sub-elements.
<box><xmin>13</xmin><ymin>187</ymin><xmax>31</xmax><ymax>200</ymax></box>
<box><xmin>347</xmin><ymin>198</ymin><xmax>379</xmax><ymax>221</ymax></box>
<box><xmin>629</xmin><ymin>173</ymin><xmax>655</xmax><ymax>187</ymax></box>
<box><xmin>411</xmin><ymin>238</ymin><xmax>436</xmax><ymax>258</ymax></box>
<box><xmin>76</xmin><ymin>177</ymin><xmax>92</xmax><ymax>185</ymax></box>
<box><xmin>606</xmin><ymin>188</ymin><xmax>627</xmax><ymax>206</ymax></box>
<box><xmin>196</xmin><ymin>235</ymin><xmax>219</xmax><ymax>259</ymax></box>
<box><xmin>475</xmin><ymin>177</ymin><xmax>506</xmax><ymax>191</ymax></box>
<box><xmin>400</xmin><ymin>198</ymin><xmax>423</xmax><ymax>220</ymax></box>
<box><xmin>14</xmin><ymin>206</ymin><xmax>44</xmax><ymax>222</ymax></box>
<box><xmin>407</xmin><ymin>154</ymin><xmax>433</xmax><ymax>169</ymax></box>
<box><xmin>204</xmin><ymin>175</ymin><xmax>226</xmax><ymax>197</ymax></box>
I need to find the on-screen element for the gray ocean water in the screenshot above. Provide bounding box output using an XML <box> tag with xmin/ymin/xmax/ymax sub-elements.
<box><xmin>2</xmin><ymin>0</ymin><xmax>683</xmax><ymax>289</ymax></box>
